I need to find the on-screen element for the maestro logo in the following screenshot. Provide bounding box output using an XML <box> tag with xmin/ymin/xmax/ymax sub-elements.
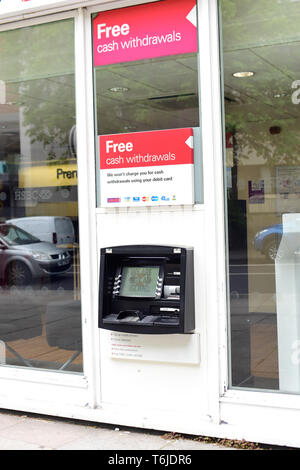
<box><xmin>107</xmin><ymin>197</ymin><xmax>121</xmax><ymax>203</ymax></box>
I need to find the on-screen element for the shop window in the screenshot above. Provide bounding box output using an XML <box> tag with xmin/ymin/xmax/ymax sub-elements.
<box><xmin>221</xmin><ymin>0</ymin><xmax>300</xmax><ymax>392</ymax></box>
<box><xmin>0</xmin><ymin>19</ymin><xmax>82</xmax><ymax>373</ymax></box>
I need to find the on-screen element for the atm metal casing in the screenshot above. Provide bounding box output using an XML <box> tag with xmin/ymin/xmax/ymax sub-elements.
<box><xmin>98</xmin><ymin>245</ymin><xmax>195</xmax><ymax>334</ymax></box>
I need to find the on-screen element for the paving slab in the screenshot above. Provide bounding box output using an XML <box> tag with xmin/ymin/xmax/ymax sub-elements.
<box><xmin>0</xmin><ymin>409</ymin><xmax>235</xmax><ymax>451</ymax></box>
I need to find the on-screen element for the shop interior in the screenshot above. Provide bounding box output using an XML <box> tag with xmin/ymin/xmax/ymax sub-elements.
<box><xmin>222</xmin><ymin>0</ymin><xmax>300</xmax><ymax>391</ymax></box>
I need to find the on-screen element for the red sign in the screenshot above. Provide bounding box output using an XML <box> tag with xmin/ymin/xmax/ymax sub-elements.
<box><xmin>99</xmin><ymin>128</ymin><xmax>194</xmax><ymax>170</ymax></box>
<box><xmin>93</xmin><ymin>0</ymin><xmax>197</xmax><ymax>66</ymax></box>
<box><xmin>99</xmin><ymin>128</ymin><xmax>195</xmax><ymax>207</ymax></box>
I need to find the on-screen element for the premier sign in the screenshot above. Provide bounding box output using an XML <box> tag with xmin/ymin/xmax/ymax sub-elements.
<box><xmin>93</xmin><ymin>0</ymin><xmax>197</xmax><ymax>66</ymax></box>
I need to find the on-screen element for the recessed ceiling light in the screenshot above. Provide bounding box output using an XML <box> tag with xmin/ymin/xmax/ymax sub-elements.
<box><xmin>109</xmin><ymin>86</ymin><xmax>129</xmax><ymax>93</ymax></box>
<box><xmin>273</xmin><ymin>93</ymin><xmax>286</xmax><ymax>99</ymax></box>
<box><xmin>264</xmin><ymin>90</ymin><xmax>287</xmax><ymax>99</ymax></box>
<box><xmin>232</xmin><ymin>71</ymin><xmax>254</xmax><ymax>78</ymax></box>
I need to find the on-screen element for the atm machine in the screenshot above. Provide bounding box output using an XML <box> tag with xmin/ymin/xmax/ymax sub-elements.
<box><xmin>98</xmin><ymin>245</ymin><xmax>195</xmax><ymax>334</ymax></box>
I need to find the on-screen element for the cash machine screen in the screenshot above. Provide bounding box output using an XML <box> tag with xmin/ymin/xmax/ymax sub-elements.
<box><xmin>119</xmin><ymin>266</ymin><xmax>160</xmax><ymax>298</ymax></box>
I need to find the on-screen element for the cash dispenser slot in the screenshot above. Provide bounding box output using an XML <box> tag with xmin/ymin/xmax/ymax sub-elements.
<box><xmin>98</xmin><ymin>245</ymin><xmax>195</xmax><ymax>334</ymax></box>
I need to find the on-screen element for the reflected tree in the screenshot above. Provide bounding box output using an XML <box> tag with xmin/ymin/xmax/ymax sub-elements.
<box><xmin>221</xmin><ymin>0</ymin><xmax>300</xmax><ymax>168</ymax></box>
<box><xmin>0</xmin><ymin>19</ymin><xmax>75</xmax><ymax>163</ymax></box>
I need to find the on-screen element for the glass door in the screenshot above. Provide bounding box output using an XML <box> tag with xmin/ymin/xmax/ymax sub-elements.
<box><xmin>220</xmin><ymin>0</ymin><xmax>300</xmax><ymax>393</ymax></box>
<box><xmin>0</xmin><ymin>18</ymin><xmax>83</xmax><ymax>373</ymax></box>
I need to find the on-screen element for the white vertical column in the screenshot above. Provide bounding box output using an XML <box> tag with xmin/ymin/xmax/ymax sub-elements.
<box><xmin>197</xmin><ymin>0</ymin><xmax>228</xmax><ymax>423</ymax></box>
<box><xmin>0</xmin><ymin>340</ymin><xmax>6</xmax><ymax>365</ymax></box>
<box><xmin>74</xmin><ymin>7</ymin><xmax>100</xmax><ymax>408</ymax></box>
<box><xmin>276</xmin><ymin>213</ymin><xmax>300</xmax><ymax>392</ymax></box>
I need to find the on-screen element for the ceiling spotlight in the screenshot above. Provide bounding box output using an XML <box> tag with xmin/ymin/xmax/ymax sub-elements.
<box><xmin>232</xmin><ymin>71</ymin><xmax>254</xmax><ymax>78</ymax></box>
<box><xmin>273</xmin><ymin>93</ymin><xmax>286</xmax><ymax>99</ymax></box>
<box><xmin>109</xmin><ymin>86</ymin><xmax>129</xmax><ymax>93</ymax></box>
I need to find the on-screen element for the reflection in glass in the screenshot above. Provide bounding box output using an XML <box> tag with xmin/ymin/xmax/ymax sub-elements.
<box><xmin>94</xmin><ymin>54</ymin><xmax>199</xmax><ymax>136</ymax></box>
<box><xmin>221</xmin><ymin>0</ymin><xmax>300</xmax><ymax>393</ymax></box>
<box><xmin>0</xmin><ymin>20</ymin><xmax>82</xmax><ymax>373</ymax></box>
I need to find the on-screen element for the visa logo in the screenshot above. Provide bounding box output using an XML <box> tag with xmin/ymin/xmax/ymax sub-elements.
<box><xmin>107</xmin><ymin>197</ymin><xmax>121</xmax><ymax>203</ymax></box>
<box><xmin>124</xmin><ymin>197</ymin><xmax>131</xmax><ymax>202</ymax></box>
<box><xmin>151</xmin><ymin>196</ymin><xmax>159</xmax><ymax>201</ymax></box>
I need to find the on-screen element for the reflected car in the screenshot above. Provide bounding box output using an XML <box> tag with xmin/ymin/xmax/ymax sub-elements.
<box><xmin>0</xmin><ymin>223</ymin><xmax>71</xmax><ymax>286</ymax></box>
<box><xmin>253</xmin><ymin>224</ymin><xmax>283</xmax><ymax>261</ymax></box>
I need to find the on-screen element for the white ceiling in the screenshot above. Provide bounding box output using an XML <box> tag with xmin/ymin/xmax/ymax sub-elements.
<box><xmin>94</xmin><ymin>54</ymin><xmax>199</xmax><ymax>134</ymax></box>
<box><xmin>222</xmin><ymin>0</ymin><xmax>300</xmax><ymax>124</ymax></box>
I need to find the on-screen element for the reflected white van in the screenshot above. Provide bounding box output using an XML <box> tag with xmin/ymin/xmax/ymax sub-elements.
<box><xmin>8</xmin><ymin>216</ymin><xmax>75</xmax><ymax>248</ymax></box>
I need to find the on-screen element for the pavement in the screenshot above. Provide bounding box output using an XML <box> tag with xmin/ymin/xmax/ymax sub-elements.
<box><xmin>0</xmin><ymin>409</ymin><xmax>236</xmax><ymax>451</ymax></box>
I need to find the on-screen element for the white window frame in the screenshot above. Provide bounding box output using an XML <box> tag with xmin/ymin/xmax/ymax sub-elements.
<box><xmin>212</xmin><ymin>0</ymin><xmax>300</xmax><ymax>430</ymax></box>
<box><xmin>0</xmin><ymin>10</ymin><xmax>92</xmax><ymax>393</ymax></box>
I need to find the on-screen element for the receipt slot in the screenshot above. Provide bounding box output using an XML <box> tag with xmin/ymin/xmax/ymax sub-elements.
<box><xmin>98</xmin><ymin>245</ymin><xmax>195</xmax><ymax>334</ymax></box>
